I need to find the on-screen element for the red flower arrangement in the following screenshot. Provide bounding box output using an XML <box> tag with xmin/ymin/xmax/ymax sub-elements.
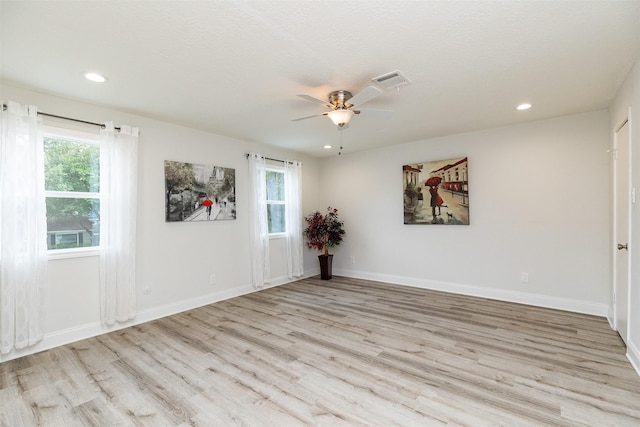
<box><xmin>303</xmin><ymin>207</ymin><xmax>345</xmax><ymax>256</ymax></box>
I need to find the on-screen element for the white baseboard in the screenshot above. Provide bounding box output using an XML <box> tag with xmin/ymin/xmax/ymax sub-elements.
<box><xmin>628</xmin><ymin>341</ymin><xmax>640</xmax><ymax>377</ymax></box>
<box><xmin>0</xmin><ymin>269</ymin><xmax>611</xmax><ymax>364</ymax></box>
<box><xmin>0</xmin><ymin>272</ymin><xmax>318</xmax><ymax>364</ymax></box>
<box><xmin>607</xmin><ymin>302</ymin><xmax>615</xmax><ymax>329</ymax></box>
<box><xmin>334</xmin><ymin>268</ymin><xmax>608</xmax><ymax>317</ymax></box>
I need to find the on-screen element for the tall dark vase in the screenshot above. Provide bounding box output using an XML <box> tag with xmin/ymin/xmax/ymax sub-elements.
<box><xmin>318</xmin><ymin>254</ymin><xmax>333</xmax><ymax>280</ymax></box>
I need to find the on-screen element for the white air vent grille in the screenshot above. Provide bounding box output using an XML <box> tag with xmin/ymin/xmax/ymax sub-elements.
<box><xmin>372</xmin><ymin>70</ymin><xmax>411</xmax><ymax>90</ymax></box>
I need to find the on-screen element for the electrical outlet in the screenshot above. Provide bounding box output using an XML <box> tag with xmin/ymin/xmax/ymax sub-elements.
<box><xmin>209</xmin><ymin>274</ymin><xmax>217</xmax><ymax>285</ymax></box>
<box><xmin>351</xmin><ymin>256</ymin><xmax>356</xmax><ymax>264</ymax></box>
<box><xmin>520</xmin><ymin>272</ymin><xmax>529</xmax><ymax>283</ymax></box>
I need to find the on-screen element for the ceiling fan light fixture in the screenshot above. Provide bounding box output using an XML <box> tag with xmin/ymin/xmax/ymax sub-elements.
<box><xmin>328</xmin><ymin>109</ymin><xmax>354</xmax><ymax>127</ymax></box>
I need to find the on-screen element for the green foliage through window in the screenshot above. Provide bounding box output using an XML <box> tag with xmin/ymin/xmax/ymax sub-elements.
<box><xmin>44</xmin><ymin>135</ymin><xmax>101</xmax><ymax>250</ymax></box>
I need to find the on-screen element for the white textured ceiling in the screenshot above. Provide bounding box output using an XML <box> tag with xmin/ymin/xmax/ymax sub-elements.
<box><xmin>2</xmin><ymin>1</ymin><xmax>639</xmax><ymax>157</ymax></box>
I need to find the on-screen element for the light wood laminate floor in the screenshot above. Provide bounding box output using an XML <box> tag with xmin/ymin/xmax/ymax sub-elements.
<box><xmin>1</xmin><ymin>276</ymin><xmax>639</xmax><ymax>426</ymax></box>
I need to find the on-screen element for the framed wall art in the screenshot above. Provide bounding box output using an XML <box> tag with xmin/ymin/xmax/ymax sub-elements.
<box><xmin>403</xmin><ymin>157</ymin><xmax>469</xmax><ymax>225</ymax></box>
<box><xmin>164</xmin><ymin>160</ymin><xmax>236</xmax><ymax>222</ymax></box>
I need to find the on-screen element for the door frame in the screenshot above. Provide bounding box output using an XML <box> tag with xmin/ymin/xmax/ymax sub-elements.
<box><xmin>612</xmin><ymin>112</ymin><xmax>631</xmax><ymax>344</ymax></box>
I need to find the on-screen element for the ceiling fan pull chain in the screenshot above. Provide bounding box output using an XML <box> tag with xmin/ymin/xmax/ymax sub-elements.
<box><xmin>338</xmin><ymin>128</ymin><xmax>344</xmax><ymax>155</ymax></box>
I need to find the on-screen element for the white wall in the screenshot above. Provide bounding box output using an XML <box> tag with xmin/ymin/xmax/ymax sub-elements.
<box><xmin>0</xmin><ymin>83</ymin><xmax>625</xmax><ymax>367</ymax></box>
<box><xmin>0</xmin><ymin>83</ymin><xmax>323</xmax><ymax>362</ymax></box>
<box><xmin>610</xmin><ymin>59</ymin><xmax>640</xmax><ymax>375</ymax></box>
<box><xmin>321</xmin><ymin>111</ymin><xmax>611</xmax><ymax>315</ymax></box>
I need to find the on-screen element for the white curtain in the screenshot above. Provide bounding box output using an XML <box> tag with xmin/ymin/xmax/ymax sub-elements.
<box><xmin>0</xmin><ymin>101</ymin><xmax>47</xmax><ymax>353</ymax></box>
<box><xmin>284</xmin><ymin>160</ymin><xmax>304</xmax><ymax>278</ymax></box>
<box><xmin>99</xmin><ymin>122</ymin><xmax>139</xmax><ymax>325</ymax></box>
<box><xmin>248</xmin><ymin>153</ymin><xmax>270</xmax><ymax>288</ymax></box>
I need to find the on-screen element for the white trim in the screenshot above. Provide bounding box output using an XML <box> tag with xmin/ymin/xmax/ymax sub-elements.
<box><xmin>48</xmin><ymin>247</ymin><xmax>99</xmax><ymax>260</ymax></box>
<box><xmin>266</xmin><ymin>168</ymin><xmax>286</xmax><ymax>236</ymax></box>
<box><xmin>265</xmin><ymin>164</ymin><xmax>284</xmax><ymax>172</ymax></box>
<box><xmin>334</xmin><ymin>268</ymin><xmax>608</xmax><ymax>317</ymax></box>
<box><xmin>0</xmin><ymin>267</ymin><xmax>612</xmax><ymax>363</ymax></box>
<box><xmin>628</xmin><ymin>342</ymin><xmax>640</xmax><ymax>378</ymax></box>
<box><xmin>43</xmin><ymin>127</ymin><xmax>102</xmax><ymax>258</ymax></box>
<box><xmin>0</xmin><ymin>271</ymin><xmax>319</xmax><ymax>364</ymax></box>
<box><xmin>611</xmin><ymin>124</ymin><xmax>618</xmax><ymax>329</ymax></box>
<box><xmin>607</xmin><ymin>309</ymin><xmax>615</xmax><ymax>329</ymax></box>
<box><xmin>0</xmin><ymin>285</ymin><xmax>255</xmax><ymax>363</ymax></box>
<box><xmin>46</xmin><ymin>191</ymin><xmax>99</xmax><ymax>199</ymax></box>
<box><xmin>611</xmin><ymin>112</ymin><xmax>632</xmax><ymax>340</ymax></box>
<box><xmin>42</xmin><ymin>125</ymin><xmax>100</xmax><ymax>141</ymax></box>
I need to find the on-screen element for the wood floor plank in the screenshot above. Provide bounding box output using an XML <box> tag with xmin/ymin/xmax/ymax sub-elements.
<box><xmin>1</xmin><ymin>276</ymin><xmax>639</xmax><ymax>426</ymax></box>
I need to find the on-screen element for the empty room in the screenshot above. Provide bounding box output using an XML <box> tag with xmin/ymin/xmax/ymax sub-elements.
<box><xmin>1</xmin><ymin>1</ymin><xmax>640</xmax><ymax>425</ymax></box>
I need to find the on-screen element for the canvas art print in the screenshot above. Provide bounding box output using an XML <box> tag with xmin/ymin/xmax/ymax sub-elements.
<box><xmin>164</xmin><ymin>160</ymin><xmax>236</xmax><ymax>222</ymax></box>
<box><xmin>403</xmin><ymin>157</ymin><xmax>469</xmax><ymax>225</ymax></box>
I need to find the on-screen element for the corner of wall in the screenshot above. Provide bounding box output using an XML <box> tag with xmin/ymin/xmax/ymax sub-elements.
<box><xmin>628</xmin><ymin>341</ymin><xmax>640</xmax><ymax>378</ymax></box>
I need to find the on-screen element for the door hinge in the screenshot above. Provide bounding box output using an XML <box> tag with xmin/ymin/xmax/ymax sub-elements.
<box><xmin>613</xmin><ymin>292</ymin><xmax>616</xmax><ymax>303</ymax></box>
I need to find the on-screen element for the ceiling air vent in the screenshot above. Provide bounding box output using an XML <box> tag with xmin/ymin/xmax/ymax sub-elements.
<box><xmin>372</xmin><ymin>70</ymin><xmax>411</xmax><ymax>90</ymax></box>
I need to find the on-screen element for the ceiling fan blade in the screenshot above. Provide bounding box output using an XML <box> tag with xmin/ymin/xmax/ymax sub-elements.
<box><xmin>291</xmin><ymin>112</ymin><xmax>329</xmax><ymax>121</ymax></box>
<box><xmin>347</xmin><ymin>86</ymin><xmax>383</xmax><ymax>108</ymax></box>
<box><xmin>297</xmin><ymin>93</ymin><xmax>333</xmax><ymax>108</ymax></box>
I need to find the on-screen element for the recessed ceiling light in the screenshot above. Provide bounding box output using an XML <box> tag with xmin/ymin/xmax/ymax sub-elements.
<box><xmin>323</xmin><ymin>145</ymin><xmax>332</xmax><ymax>149</ymax></box>
<box><xmin>517</xmin><ymin>103</ymin><xmax>532</xmax><ymax>111</ymax></box>
<box><xmin>84</xmin><ymin>72</ymin><xmax>108</xmax><ymax>83</ymax></box>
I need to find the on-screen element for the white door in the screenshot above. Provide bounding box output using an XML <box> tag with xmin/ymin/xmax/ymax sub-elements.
<box><xmin>615</xmin><ymin>119</ymin><xmax>630</xmax><ymax>345</ymax></box>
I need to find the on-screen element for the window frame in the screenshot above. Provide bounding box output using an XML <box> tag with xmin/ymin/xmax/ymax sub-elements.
<box><xmin>265</xmin><ymin>165</ymin><xmax>286</xmax><ymax>238</ymax></box>
<box><xmin>43</xmin><ymin>125</ymin><xmax>102</xmax><ymax>259</ymax></box>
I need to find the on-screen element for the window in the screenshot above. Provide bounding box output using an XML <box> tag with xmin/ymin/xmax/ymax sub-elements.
<box><xmin>265</xmin><ymin>168</ymin><xmax>285</xmax><ymax>234</ymax></box>
<box><xmin>43</xmin><ymin>130</ymin><xmax>100</xmax><ymax>251</ymax></box>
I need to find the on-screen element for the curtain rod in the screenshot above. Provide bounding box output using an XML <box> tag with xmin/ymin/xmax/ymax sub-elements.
<box><xmin>2</xmin><ymin>103</ymin><xmax>120</xmax><ymax>131</ymax></box>
<box><xmin>245</xmin><ymin>153</ymin><xmax>290</xmax><ymax>163</ymax></box>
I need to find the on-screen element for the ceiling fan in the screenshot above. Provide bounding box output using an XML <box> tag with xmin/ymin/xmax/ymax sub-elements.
<box><xmin>293</xmin><ymin>86</ymin><xmax>393</xmax><ymax>128</ymax></box>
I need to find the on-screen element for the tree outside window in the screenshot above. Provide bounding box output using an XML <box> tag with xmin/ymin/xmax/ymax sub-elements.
<box><xmin>44</xmin><ymin>135</ymin><xmax>100</xmax><ymax>250</ymax></box>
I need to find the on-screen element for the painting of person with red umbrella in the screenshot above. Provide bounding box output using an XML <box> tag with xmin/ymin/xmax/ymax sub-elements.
<box><xmin>402</xmin><ymin>157</ymin><xmax>469</xmax><ymax>225</ymax></box>
<box><xmin>425</xmin><ymin>176</ymin><xmax>446</xmax><ymax>224</ymax></box>
<box><xmin>202</xmin><ymin>197</ymin><xmax>214</xmax><ymax>219</ymax></box>
<box><xmin>164</xmin><ymin>160</ymin><xmax>236</xmax><ymax>222</ymax></box>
